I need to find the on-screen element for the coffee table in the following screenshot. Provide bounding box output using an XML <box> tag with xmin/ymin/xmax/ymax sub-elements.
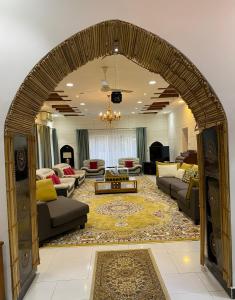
<box><xmin>94</xmin><ymin>178</ymin><xmax>137</xmax><ymax>195</ymax></box>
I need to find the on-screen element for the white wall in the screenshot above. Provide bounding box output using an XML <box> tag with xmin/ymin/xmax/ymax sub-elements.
<box><xmin>168</xmin><ymin>103</ymin><xmax>197</xmax><ymax>160</ymax></box>
<box><xmin>1</xmin><ymin>1</ymin><xmax>235</xmax><ymax>296</ymax></box>
<box><xmin>53</xmin><ymin>114</ymin><xmax>169</xmax><ymax>168</ymax></box>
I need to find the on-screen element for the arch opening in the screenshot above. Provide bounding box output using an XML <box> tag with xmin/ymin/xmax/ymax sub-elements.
<box><xmin>3</xmin><ymin>20</ymin><xmax>231</xmax><ymax>299</ymax></box>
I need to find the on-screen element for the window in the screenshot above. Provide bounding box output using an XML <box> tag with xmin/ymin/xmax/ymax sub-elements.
<box><xmin>89</xmin><ymin>129</ymin><xmax>137</xmax><ymax>166</ymax></box>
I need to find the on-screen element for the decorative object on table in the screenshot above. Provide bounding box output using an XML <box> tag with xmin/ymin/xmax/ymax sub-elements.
<box><xmin>99</xmin><ymin>95</ymin><xmax>121</xmax><ymax>126</ymax></box>
<box><xmin>105</xmin><ymin>169</ymin><xmax>129</xmax><ymax>182</ymax></box>
<box><xmin>44</xmin><ymin>176</ymin><xmax>200</xmax><ymax>247</ymax></box>
<box><xmin>91</xmin><ymin>249</ymin><xmax>168</xmax><ymax>300</ymax></box>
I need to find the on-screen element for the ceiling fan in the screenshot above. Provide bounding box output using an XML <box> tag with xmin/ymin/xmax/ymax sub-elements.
<box><xmin>100</xmin><ymin>66</ymin><xmax>133</xmax><ymax>93</ymax></box>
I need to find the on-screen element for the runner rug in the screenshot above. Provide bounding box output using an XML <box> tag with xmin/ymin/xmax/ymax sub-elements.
<box><xmin>90</xmin><ymin>249</ymin><xmax>169</xmax><ymax>300</ymax></box>
<box><xmin>44</xmin><ymin>176</ymin><xmax>200</xmax><ymax>246</ymax></box>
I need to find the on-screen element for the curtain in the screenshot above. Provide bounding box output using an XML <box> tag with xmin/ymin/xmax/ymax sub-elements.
<box><xmin>89</xmin><ymin>129</ymin><xmax>137</xmax><ymax>167</ymax></box>
<box><xmin>76</xmin><ymin>129</ymin><xmax>90</xmax><ymax>168</ymax></box>
<box><xmin>52</xmin><ymin>128</ymin><xmax>59</xmax><ymax>165</ymax></box>
<box><xmin>136</xmin><ymin>127</ymin><xmax>147</xmax><ymax>164</ymax></box>
<box><xmin>39</xmin><ymin>125</ymin><xmax>52</xmax><ymax>168</ymax></box>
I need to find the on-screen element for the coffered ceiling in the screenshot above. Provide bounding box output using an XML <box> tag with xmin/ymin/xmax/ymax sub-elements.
<box><xmin>43</xmin><ymin>55</ymin><xmax>182</xmax><ymax>117</ymax></box>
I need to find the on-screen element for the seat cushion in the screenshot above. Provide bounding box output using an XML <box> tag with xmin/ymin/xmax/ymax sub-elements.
<box><xmin>170</xmin><ymin>180</ymin><xmax>188</xmax><ymax>192</ymax></box>
<box><xmin>157</xmin><ymin>177</ymin><xmax>183</xmax><ymax>190</ymax></box>
<box><xmin>47</xmin><ymin>196</ymin><xmax>89</xmax><ymax>227</ymax></box>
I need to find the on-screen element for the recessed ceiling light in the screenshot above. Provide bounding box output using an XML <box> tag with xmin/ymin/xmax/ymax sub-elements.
<box><xmin>75</xmin><ymin>95</ymin><xmax>79</xmax><ymax>98</ymax></box>
<box><xmin>137</xmin><ymin>101</ymin><xmax>142</xmax><ymax>104</ymax></box>
<box><xmin>163</xmin><ymin>111</ymin><xmax>170</xmax><ymax>114</ymax></box>
<box><xmin>178</xmin><ymin>99</ymin><xmax>184</xmax><ymax>104</ymax></box>
<box><xmin>148</xmin><ymin>80</ymin><xmax>156</xmax><ymax>85</ymax></box>
<box><xmin>131</xmin><ymin>112</ymin><xmax>135</xmax><ymax>114</ymax></box>
<box><xmin>144</xmin><ymin>93</ymin><xmax>147</xmax><ymax>96</ymax></box>
<box><xmin>80</xmin><ymin>103</ymin><xmax>85</xmax><ymax>106</ymax></box>
<box><xmin>66</xmin><ymin>83</ymin><xmax>74</xmax><ymax>87</ymax></box>
<box><xmin>135</xmin><ymin>107</ymin><xmax>138</xmax><ymax>110</ymax></box>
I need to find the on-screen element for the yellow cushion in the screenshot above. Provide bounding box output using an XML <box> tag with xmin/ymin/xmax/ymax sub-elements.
<box><xmin>186</xmin><ymin>178</ymin><xmax>199</xmax><ymax>200</ymax></box>
<box><xmin>36</xmin><ymin>179</ymin><xmax>57</xmax><ymax>202</ymax></box>
<box><xmin>156</xmin><ymin>162</ymin><xmax>180</xmax><ymax>176</ymax></box>
<box><xmin>181</xmin><ymin>163</ymin><xmax>193</xmax><ymax>170</ymax></box>
<box><xmin>192</xmin><ymin>164</ymin><xmax>198</xmax><ymax>171</ymax></box>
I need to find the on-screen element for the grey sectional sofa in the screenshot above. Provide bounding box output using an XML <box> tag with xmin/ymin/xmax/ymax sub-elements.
<box><xmin>157</xmin><ymin>176</ymin><xmax>199</xmax><ymax>225</ymax></box>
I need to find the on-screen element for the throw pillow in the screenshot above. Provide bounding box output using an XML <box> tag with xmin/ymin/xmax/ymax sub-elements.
<box><xmin>69</xmin><ymin>167</ymin><xmax>75</xmax><ymax>175</ymax></box>
<box><xmin>186</xmin><ymin>178</ymin><xmax>199</xmax><ymax>200</ymax></box>
<box><xmin>181</xmin><ymin>163</ymin><xmax>193</xmax><ymax>170</ymax></box>
<box><xmin>36</xmin><ymin>179</ymin><xmax>57</xmax><ymax>202</ymax></box>
<box><xmin>156</xmin><ymin>162</ymin><xmax>180</xmax><ymax>177</ymax></box>
<box><xmin>124</xmin><ymin>160</ymin><xmax>133</xmax><ymax>168</ymax></box>
<box><xmin>63</xmin><ymin>167</ymin><xmax>71</xmax><ymax>175</ymax></box>
<box><xmin>158</xmin><ymin>164</ymin><xmax>178</xmax><ymax>177</ymax></box>
<box><xmin>182</xmin><ymin>168</ymin><xmax>196</xmax><ymax>183</ymax></box>
<box><xmin>47</xmin><ymin>174</ymin><xmax>61</xmax><ymax>184</ymax></box>
<box><xmin>175</xmin><ymin>168</ymin><xmax>185</xmax><ymax>180</ymax></box>
<box><xmin>90</xmin><ymin>161</ymin><xmax>98</xmax><ymax>169</ymax></box>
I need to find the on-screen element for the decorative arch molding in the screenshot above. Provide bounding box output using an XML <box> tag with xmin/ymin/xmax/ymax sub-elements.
<box><xmin>3</xmin><ymin>20</ymin><xmax>231</xmax><ymax>299</ymax></box>
<box><xmin>5</xmin><ymin>19</ymin><xmax>226</xmax><ymax>134</ymax></box>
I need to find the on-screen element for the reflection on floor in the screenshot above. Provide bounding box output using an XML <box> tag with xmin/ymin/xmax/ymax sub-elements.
<box><xmin>24</xmin><ymin>241</ymin><xmax>229</xmax><ymax>300</ymax></box>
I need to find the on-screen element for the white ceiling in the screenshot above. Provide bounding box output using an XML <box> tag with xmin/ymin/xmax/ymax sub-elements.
<box><xmin>44</xmin><ymin>55</ymin><xmax>182</xmax><ymax>116</ymax></box>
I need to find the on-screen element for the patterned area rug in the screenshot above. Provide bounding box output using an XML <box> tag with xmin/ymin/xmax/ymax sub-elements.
<box><xmin>90</xmin><ymin>249</ymin><xmax>168</xmax><ymax>300</ymax></box>
<box><xmin>44</xmin><ymin>176</ymin><xmax>200</xmax><ymax>246</ymax></box>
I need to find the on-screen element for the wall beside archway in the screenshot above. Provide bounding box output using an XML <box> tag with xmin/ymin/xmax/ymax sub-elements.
<box><xmin>1</xmin><ymin>2</ymin><xmax>235</xmax><ymax>299</ymax></box>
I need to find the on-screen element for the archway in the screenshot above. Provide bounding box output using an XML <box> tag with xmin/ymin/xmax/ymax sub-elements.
<box><xmin>4</xmin><ymin>20</ymin><xmax>231</xmax><ymax>299</ymax></box>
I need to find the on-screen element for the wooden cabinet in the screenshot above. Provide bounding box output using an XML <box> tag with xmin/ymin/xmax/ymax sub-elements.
<box><xmin>0</xmin><ymin>241</ymin><xmax>5</xmax><ymax>300</ymax></box>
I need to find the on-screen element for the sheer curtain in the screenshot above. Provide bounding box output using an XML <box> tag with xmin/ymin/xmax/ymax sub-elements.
<box><xmin>89</xmin><ymin>129</ymin><xmax>137</xmax><ymax>166</ymax></box>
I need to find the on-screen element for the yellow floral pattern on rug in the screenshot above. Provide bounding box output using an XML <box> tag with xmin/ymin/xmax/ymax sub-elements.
<box><xmin>44</xmin><ymin>176</ymin><xmax>200</xmax><ymax>246</ymax></box>
<box><xmin>88</xmin><ymin>195</ymin><xmax>171</xmax><ymax>232</ymax></box>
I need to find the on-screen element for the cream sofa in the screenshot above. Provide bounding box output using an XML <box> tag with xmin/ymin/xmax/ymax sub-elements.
<box><xmin>36</xmin><ymin>168</ymin><xmax>75</xmax><ymax>197</ymax></box>
<box><xmin>81</xmin><ymin>159</ymin><xmax>105</xmax><ymax>177</ymax></box>
<box><xmin>118</xmin><ymin>158</ymin><xmax>142</xmax><ymax>175</ymax></box>
<box><xmin>53</xmin><ymin>163</ymin><xmax>85</xmax><ymax>187</ymax></box>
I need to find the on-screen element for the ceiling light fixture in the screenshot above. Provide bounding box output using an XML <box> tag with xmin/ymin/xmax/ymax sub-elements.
<box><xmin>144</xmin><ymin>93</ymin><xmax>147</xmax><ymax>96</ymax></box>
<box><xmin>99</xmin><ymin>95</ymin><xmax>121</xmax><ymax>125</ymax></box>
<box><xmin>75</xmin><ymin>95</ymin><xmax>80</xmax><ymax>98</ymax></box>
<box><xmin>66</xmin><ymin>83</ymin><xmax>74</xmax><ymax>87</ymax></box>
<box><xmin>131</xmin><ymin>112</ymin><xmax>135</xmax><ymax>114</ymax></box>
<box><xmin>80</xmin><ymin>103</ymin><xmax>85</xmax><ymax>106</ymax></box>
<box><xmin>137</xmin><ymin>101</ymin><xmax>142</xmax><ymax>104</ymax></box>
<box><xmin>178</xmin><ymin>99</ymin><xmax>184</xmax><ymax>104</ymax></box>
<box><xmin>149</xmin><ymin>80</ymin><xmax>156</xmax><ymax>85</ymax></box>
<box><xmin>135</xmin><ymin>107</ymin><xmax>138</xmax><ymax>110</ymax></box>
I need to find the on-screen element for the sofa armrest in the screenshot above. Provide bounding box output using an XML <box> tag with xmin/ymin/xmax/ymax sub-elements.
<box><xmin>37</xmin><ymin>202</ymin><xmax>52</xmax><ymax>242</ymax></box>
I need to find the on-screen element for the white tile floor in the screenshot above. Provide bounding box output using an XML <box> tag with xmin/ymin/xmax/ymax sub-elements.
<box><xmin>23</xmin><ymin>241</ymin><xmax>230</xmax><ymax>300</ymax></box>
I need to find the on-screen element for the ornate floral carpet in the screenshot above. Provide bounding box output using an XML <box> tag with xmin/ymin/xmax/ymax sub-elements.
<box><xmin>91</xmin><ymin>249</ymin><xmax>168</xmax><ymax>300</ymax></box>
<box><xmin>44</xmin><ymin>176</ymin><xmax>200</xmax><ymax>246</ymax></box>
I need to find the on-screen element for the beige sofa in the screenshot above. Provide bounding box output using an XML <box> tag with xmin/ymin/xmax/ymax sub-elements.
<box><xmin>53</xmin><ymin>163</ymin><xmax>85</xmax><ymax>187</ymax></box>
<box><xmin>118</xmin><ymin>158</ymin><xmax>142</xmax><ymax>175</ymax></box>
<box><xmin>36</xmin><ymin>168</ymin><xmax>75</xmax><ymax>197</ymax></box>
<box><xmin>81</xmin><ymin>159</ymin><xmax>105</xmax><ymax>177</ymax></box>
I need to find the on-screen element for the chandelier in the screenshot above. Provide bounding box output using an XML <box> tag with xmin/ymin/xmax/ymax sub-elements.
<box><xmin>99</xmin><ymin>95</ymin><xmax>121</xmax><ymax>125</ymax></box>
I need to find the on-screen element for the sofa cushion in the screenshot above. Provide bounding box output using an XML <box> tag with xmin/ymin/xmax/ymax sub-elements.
<box><xmin>181</xmin><ymin>163</ymin><xmax>193</xmax><ymax>170</ymax></box>
<box><xmin>125</xmin><ymin>160</ymin><xmax>133</xmax><ymax>168</ymax></box>
<box><xmin>36</xmin><ymin>179</ymin><xmax>57</xmax><ymax>202</ymax></box>
<box><xmin>176</xmin><ymin>189</ymin><xmax>188</xmax><ymax>203</ymax></box>
<box><xmin>47</xmin><ymin>196</ymin><xmax>89</xmax><ymax>227</ymax></box>
<box><xmin>47</xmin><ymin>174</ymin><xmax>61</xmax><ymax>184</ymax></box>
<box><xmin>90</xmin><ymin>161</ymin><xmax>98</xmax><ymax>169</ymax></box>
<box><xmin>171</xmin><ymin>180</ymin><xmax>188</xmax><ymax>192</ymax></box>
<box><xmin>157</xmin><ymin>177</ymin><xmax>182</xmax><ymax>190</ymax></box>
<box><xmin>182</xmin><ymin>168</ymin><xmax>196</xmax><ymax>183</ymax></box>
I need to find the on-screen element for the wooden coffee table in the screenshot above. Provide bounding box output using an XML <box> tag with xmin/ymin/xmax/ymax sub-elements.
<box><xmin>95</xmin><ymin>179</ymin><xmax>137</xmax><ymax>195</ymax></box>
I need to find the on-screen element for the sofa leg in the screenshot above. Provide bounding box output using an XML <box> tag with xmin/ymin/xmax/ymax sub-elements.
<box><xmin>80</xmin><ymin>224</ymin><xmax>85</xmax><ymax>229</ymax></box>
